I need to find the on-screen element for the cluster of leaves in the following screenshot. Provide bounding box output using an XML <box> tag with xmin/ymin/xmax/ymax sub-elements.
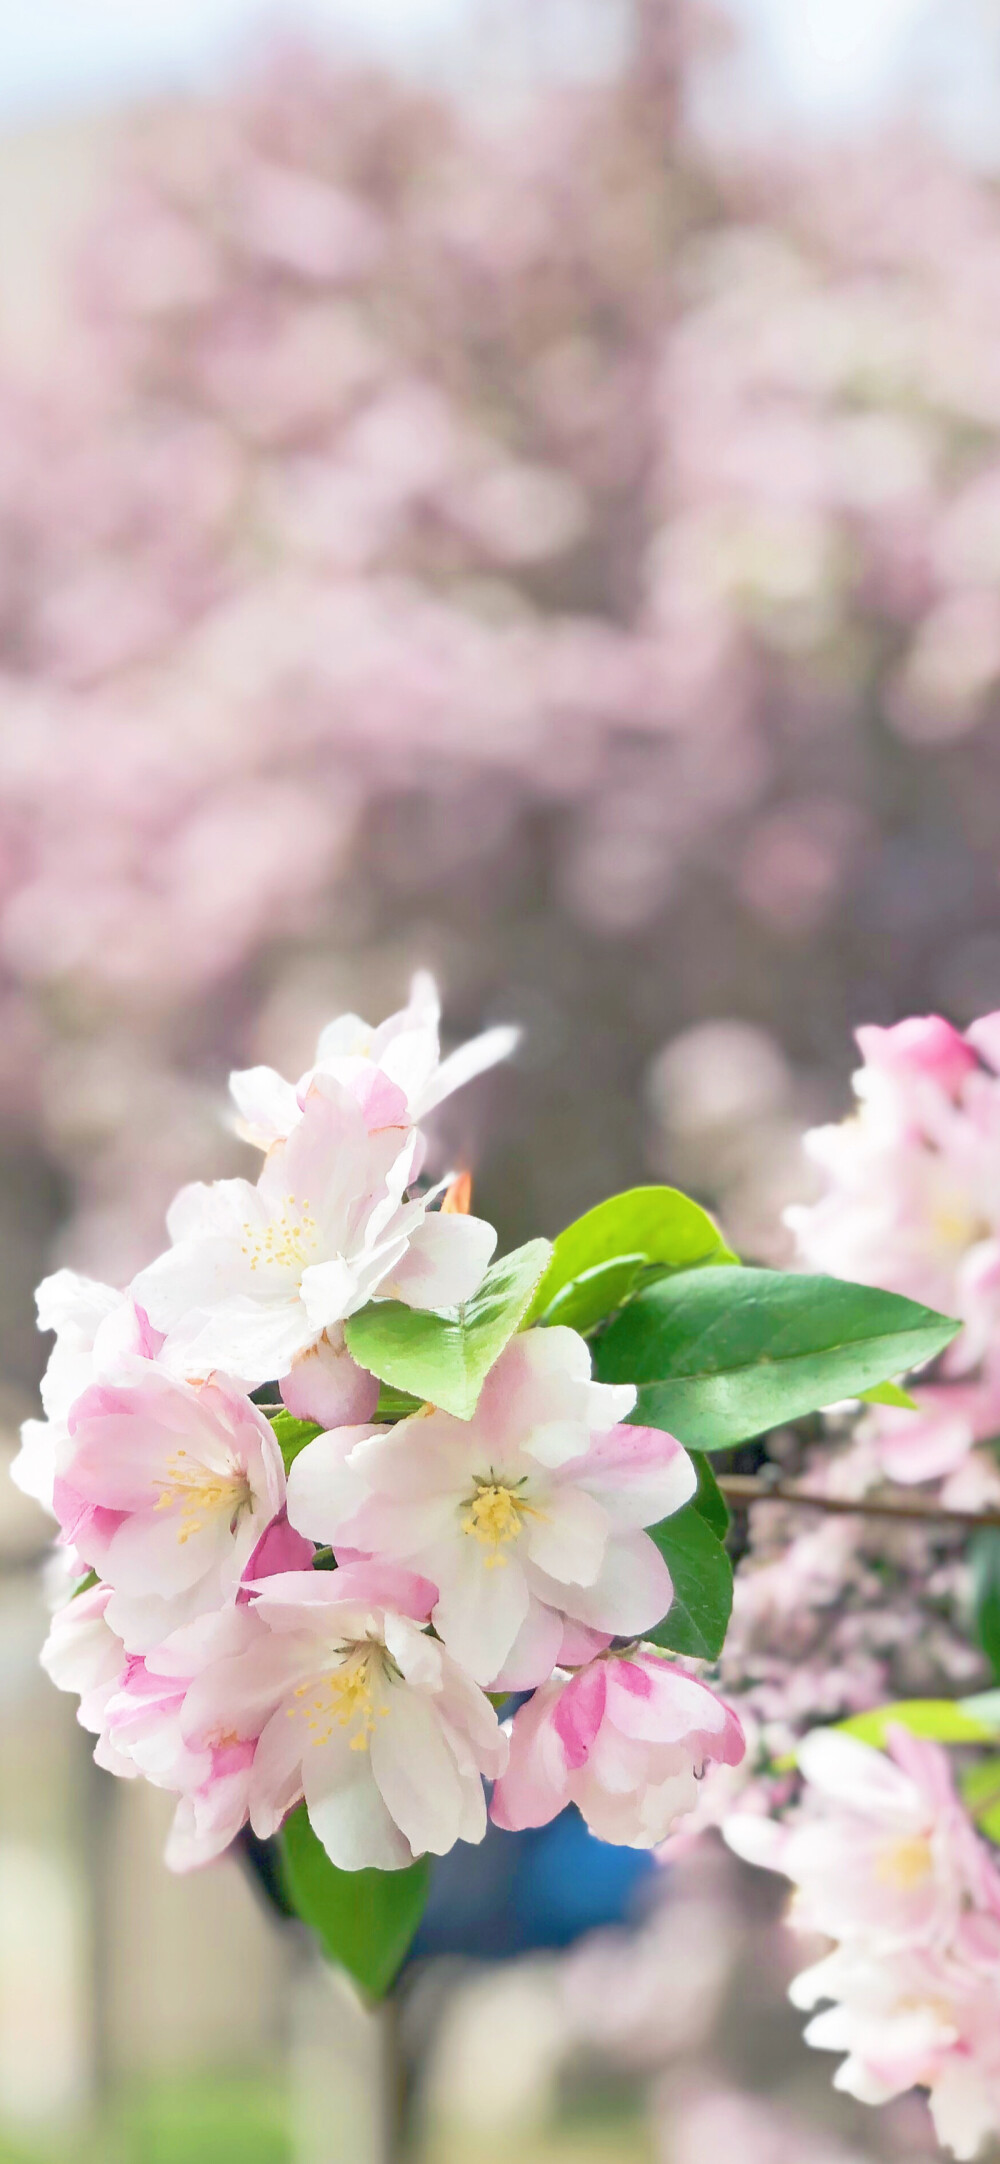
<box><xmin>263</xmin><ymin>1183</ymin><xmax>959</xmax><ymax>1996</ymax></box>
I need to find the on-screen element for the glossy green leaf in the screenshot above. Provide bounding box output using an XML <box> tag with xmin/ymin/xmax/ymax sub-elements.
<box><xmin>595</xmin><ymin>1267</ymin><xmax>959</xmax><ymax>1451</ymax></box>
<box><xmin>858</xmin><ymin>1380</ymin><xmax>919</xmax><ymax>1411</ymax></box>
<box><xmin>837</xmin><ymin>1699</ymin><xmax>997</xmax><ymax>1748</ymax></box>
<box><xmin>645</xmin><ymin>1505</ymin><xmax>733</xmax><ymax>1660</ymax></box>
<box><xmin>972</xmin><ymin>1529</ymin><xmax>1000</xmax><ymax>1684</ymax></box>
<box><xmin>540</xmin><ymin>1255</ymin><xmax>646</xmax><ymax>1334</ymax></box>
<box><xmin>344</xmin><ymin>1239</ymin><xmax>552</xmax><ymax>1420</ymax></box>
<box><xmin>688</xmin><ymin>1450</ymin><xmax>730</xmax><ymax>1539</ymax></box>
<box><xmin>525</xmin><ymin>1186</ymin><xmax>736</xmax><ymax>1327</ymax></box>
<box><xmin>280</xmin><ymin>1807</ymin><xmax>430</xmax><ymax>1999</ymax></box>
<box><xmin>267</xmin><ymin>1408</ymin><xmax>323</xmax><ymax>1472</ymax></box>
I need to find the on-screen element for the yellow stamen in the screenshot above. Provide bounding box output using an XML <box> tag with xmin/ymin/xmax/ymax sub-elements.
<box><xmin>153</xmin><ymin>1448</ymin><xmax>252</xmax><ymax>1545</ymax></box>
<box><xmin>288</xmin><ymin>1645</ymin><xmax>391</xmax><ymax>1752</ymax></box>
<box><xmin>876</xmin><ymin>1834</ymin><xmax>934</xmax><ymax>1890</ymax></box>
<box><xmin>240</xmin><ymin>1197</ymin><xmax>319</xmax><ymax>1273</ymax></box>
<box><xmin>460</xmin><ymin>1478</ymin><xmax>544</xmax><ymax>1569</ymax></box>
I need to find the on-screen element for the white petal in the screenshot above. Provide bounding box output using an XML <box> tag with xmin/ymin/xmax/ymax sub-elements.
<box><xmin>299</xmin><ymin>1256</ymin><xmax>367</xmax><ymax>1329</ymax></box>
<box><xmin>412</xmin><ymin>1025</ymin><xmax>520</xmax><ymax>1118</ymax></box>
<box><xmin>523</xmin><ymin>1484</ymin><xmax>608</xmax><ymax>1586</ymax></box>
<box><xmin>11</xmin><ymin>1418</ymin><xmax>58</xmax><ymax>1510</ymax></box>
<box><xmin>796</xmin><ymin>1727</ymin><xmax>923</xmax><ymax>1825</ymax></box>
<box><xmin>533</xmin><ymin>1528</ymin><xmax>672</xmax><ymax>1636</ymax></box>
<box><xmin>432</xmin><ymin>1540</ymin><xmax>529</xmax><ymax>1685</ymax></box>
<box><xmin>578</xmin><ymin>1427</ymin><xmax>696</xmax><ymax>1530</ymax></box>
<box><xmin>304</xmin><ymin>1733</ymin><xmax>413</xmax><ymax>1872</ymax></box>
<box><xmin>486</xmin><ymin>1598</ymin><xmax>563</xmax><ymax>1691</ymax></box>
<box><xmin>370</xmin><ymin>1686</ymin><xmax>468</xmax><ymax>1857</ymax></box>
<box><xmin>228</xmin><ymin>1065</ymin><xmax>302</xmax><ymax>1150</ymax></box>
<box><xmin>385</xmin><ymin>1212</ymin><xmax>497</xmax><ymax>1310</ymax></box>
<box><xmin>285</xmin><ymin>1428</ymin><xmax>379</xmax><ymax>1543</ymax></box>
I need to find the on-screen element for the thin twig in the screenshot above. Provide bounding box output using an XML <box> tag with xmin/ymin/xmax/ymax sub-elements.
<box><xmin>717</xmin><ymin>1474</ymin><xmax>1000</xmax><ymax>1531</ymax></box>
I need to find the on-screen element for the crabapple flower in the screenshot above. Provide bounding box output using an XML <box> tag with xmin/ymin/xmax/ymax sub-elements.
<box><xmin>726</xmin><ymin>1727</ymin><xmax>1000</xmax><ymax>2157</ymax></box>
<box><xmin>286</xmin><ymin>1327</ymin><xmax>696</xmax><ymax>1687</ymax></box>
<box><xmin>725</xmin><ymin>1725</ymin><xmax>1000</xmax><ymax>1952</ymax></box>
<box><xmin>99</xmin><ymin>1605</ymin><xmax>270</xmax><ymax>1869</ymax></box>
<box><xmin>53</xmin><ymin>1362</ymin><xmax>286</xmax><ymax>1650</ymax></box>
<box><xmin>787</xmin><ymin>1014</ymin><xmax>1000</xmax><ymax>1375</ymax></box>
<box><xmin>229</xmin><ymin>970</ymin><xmax>518</xmax><ymax>1150</ymax></box>
<box><xmin>40</xmin><ymin>1580</ymin><xmax>134</xmax><ymax>1778</ymax></box>
<box><xmin>490</xmin><ymin>1649</ymin><xmax>745</xmax><ymax>1847</ymax></box>
<box><xmin>788</xmin><ymin>1933</ymin><xmax>1000</xmax><ymax>2161</ymax></box>
<box><xmin>133</xmin><ymin>1073</ymin><xmax>496</xmax><ymax>1388</ymax></box>
<box><xmin>12</xmin><ymin>1270</ymin><xmax>162</xmax><ymax>1512</ymax></box>
<box><xmin>184</xmin><ymin>1563</ymin><xmax>507</xmax><ymax>1871</ymax></box>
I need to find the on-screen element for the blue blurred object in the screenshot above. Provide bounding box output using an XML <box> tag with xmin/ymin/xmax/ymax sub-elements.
<box><xmin>408</xmin><ymin>1805</ymin><xmax>658</xmax><ymax>1962</ymax></box>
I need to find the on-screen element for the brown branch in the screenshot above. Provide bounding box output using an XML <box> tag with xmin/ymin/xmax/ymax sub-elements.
<box><xmin>717</xmin><ymin>1474</ymin><xmax>1000</xmax><ymax>1532</ymax></box>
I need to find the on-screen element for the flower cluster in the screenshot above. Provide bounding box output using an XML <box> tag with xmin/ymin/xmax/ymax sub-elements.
<box><xmin>789</xmin><ymin>1014</ymin><xmax>1000</xmax><ymax>1499</ymax></box>
<box><xmin>23</xmin><ymin>978</ymin><xmax>743</xmax><ymax>1875</ymax></box>
<box><xmin>726</xmin><ymin>1727</ymin><xmax>1000</xmax><ymax>2161</ymax></box>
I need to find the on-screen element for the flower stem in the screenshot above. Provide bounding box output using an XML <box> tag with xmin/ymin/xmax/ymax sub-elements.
<box><xmin>717</xmin><ymin>1474</ymin><xmax>1000</xmax><ymax>1530</ymax></box>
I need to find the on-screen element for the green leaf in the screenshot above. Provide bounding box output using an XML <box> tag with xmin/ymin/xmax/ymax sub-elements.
<box><xmin>858</xmin><ymin>1380</ymin><xmax>919</xmax><ymax>1411</ymax></box>
<box><xmin>375</xmin><ymin>1384</ymin><xmax>424</xmax><ymax>1422</ymax></box>
<box><xmin>594</xmin><ymin>1267</ymin><xmax>959</xmax><ymax>1451</ymax></box>
<box><xmin>540</xmin><ymin>1255</ymin><xmax>647</xmax><ymax>1334</ymax></box>
<box><xmin>972</xmin><ymin>1529</ymin><xmax>1000</xmax><ymax>1683</ymax></box>
<box><xmin>525</xmin><ymin>1186</ymin><xmax>736</xmax><ymax>1327</ymax></box>
<box><xmin>688</xmin><ymin>1450</ymin><xmax>730</xmax><ymax>1539</ymax></box>
<box><xmin>267</xmin><ymin>1408</ymin><xmax>323</xmax><ymax>1472</ymax></box>
<box><xmin>279</xmin><ymin>1807</ymin><xmax>430</xmax><ymax>1999</ymax></box>
<box><xmin>645</xmin><ymin>1505</ymin><xmax>733</xmax><ymax>1660</ymax></box>
<box><xmin>344</xmin><ymin>1238</ymin><xmax>552</xmax><ymax>1421</ymax></box>
<box><xmin>837</xmin><ymin>1699</ymin><xmax>997</xmax><ymax>1748</ymax></box>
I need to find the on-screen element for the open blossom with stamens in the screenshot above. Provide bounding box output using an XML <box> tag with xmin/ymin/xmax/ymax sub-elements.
<box><xmin>491</xmin><ymin>1648</ymin><xmax>745</xmax><ymax>1846</ymax></box>
<box><xmin>726</xmin><ymin>1727</ymin><xmax>1000</xmax><ymax>2159</ymax></box>
<box><xmin>180</xmin><ymin>1563</ymin><xmax>507</xmax><ymax>1871</ymax></box>
<box><xmin>12</xmin><ymin>1270</ymin><xmax>163</xmax><ymax>1513</ymax></box>
<box><xmin>788</xmin><ymin>1932</ymin><xmax>1000</xmax><ymax>2162</ymax></box>
<box><xmin>52</xmin><ymin>1362</ymin><xmax>286</xmax><ymax>1650</ymax></box>
<box><xmin>132</xmin><ymin>1073</ymin><xmax>496</xmax><ymax>1393</ymax></box>
<box><xmin>286</xmin><ymin>1327</ymin><xmax>695</xmax><ymax>1688</ymax></box>
<box><xmin>229</xmin><ymin>971</ymin><xmax>518</xmax><ymax>1151</ymax></box>
<box><xmin>787</xmin><ymin>1015</ymin><xmax>1000</xmax><ymax>1377</ymax></box>
<box><xmin>725</xmin><ymin>1726</ymin><xmax>1000</xmax><ymax>1951</ymax></box>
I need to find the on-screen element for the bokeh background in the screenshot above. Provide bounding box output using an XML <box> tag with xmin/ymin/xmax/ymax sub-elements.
<box><xmin>3</xmin><ymin>0</ymin><xmax>1000</xmax><ymax>2156</ymax></box>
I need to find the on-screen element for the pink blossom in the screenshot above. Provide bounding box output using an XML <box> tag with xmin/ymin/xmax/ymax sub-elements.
<box><xmin>12</xmin><ymin>1270</ymin><xmax>162</xmax><ymax>1513</ymax></box>
<box><xmin>491</xmin><ymin>1650</ymin><xmax>744</xmax><ymax>1848</ymax></box>
<box><xmin>286</xmin><ymin>1326</ymin><xmax>694</xmax><ymax>1688</ymax></box>
<box><xmin>183</xmin><ymin>1562</ymin><xmax>507</xmax><ymax>1871</ymax></box>
<box><xmin>40</xmin><ymin>1580</ymin><xmax>134</xmax><ymax>1778</ymax></box>
<box><xmin>133</xmin><ymin>1073</ymin><xmax>496</xmax><ymax>1388</ymax></box>
<box><xmin>229</xmin><ymin>969</ymin><xmax>518</xmax><ymax>1150</ymax></box>
<box><xmin>99</xmin><ymin>1605</ymin><xmax>269</xmax><ymax>1869</ymax></box>
<box><xmin>855</xmin><ymin>1358</ymin><xmax>1000</xmax><ymax>1489</ymax></box>
<box><xmin>727</xmin><ymin>1726</ymin><xmax>1000</xmax><ymax>2157</ymax></box>
<box><xmin>788</xmin><ymin>1014</ymin><xmax>1000</xmax><ymax>1377</ymax></box>
<box><xmin>53</xmin><ymin>1362</ymin><xmax>286</xmax><ymax>1650</ymax></box>
<box><xmin>790</xmin><ymin>1933</ymin><xmax>1000</xmax><ymax>2160</ymax></box>
<box><xmin>726</xmin><ymin>1726</ymin><xmax>1000</xmax><ymax>1952</ymax></box>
